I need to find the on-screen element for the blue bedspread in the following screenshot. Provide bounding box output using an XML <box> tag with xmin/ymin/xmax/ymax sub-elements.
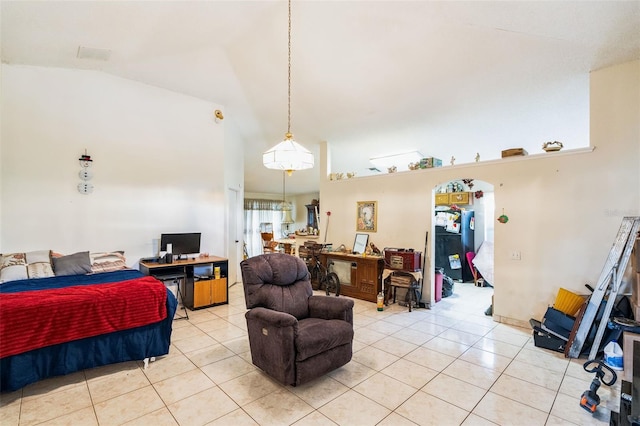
<box><xmin>0</xmin><ymin>269</ymin><xmax>146</xmax><ymax>293</ymax></box>
<box><xmin>0</xmin><ymin>270</ymin><xmax>177</xmax><ymax>392</ymax></box>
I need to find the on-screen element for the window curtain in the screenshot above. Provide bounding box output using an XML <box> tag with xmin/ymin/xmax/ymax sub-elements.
<box><xmin>244</xmin><ymin>199</ymin><xmax>284</xmax><ymax>258</ymax></box>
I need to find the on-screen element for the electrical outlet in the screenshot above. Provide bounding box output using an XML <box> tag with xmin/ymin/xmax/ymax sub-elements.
<box><xmin>510</xmin><ymin>251</ymin><xmax>521</xmax><ymax>260</ymax></box>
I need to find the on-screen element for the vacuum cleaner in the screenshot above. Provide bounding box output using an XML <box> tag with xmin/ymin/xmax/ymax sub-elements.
<box><xmin>580</xmin><ymin>359</ymin><xmax>617</xmax><ymax>414</ymax></box>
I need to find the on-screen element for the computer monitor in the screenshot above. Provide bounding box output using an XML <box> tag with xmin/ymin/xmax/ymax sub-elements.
<box><xmin>352</xmin><ymin>233</ymin><xmax>369</xmax><ymax>254</ymax></box>
<box><xmin>160</xmin><ymin>233</ymin><xmax>201</xmax><ymax>257</ymax></box>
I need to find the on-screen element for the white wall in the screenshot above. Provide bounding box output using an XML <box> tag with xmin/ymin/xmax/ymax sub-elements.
<box><xmin>319</xmin><ymin>60</ymin><xmax>640</xmax><ymax>326</ymax></box>
<box><xmin>222</xmin><ymin>119</ymin><xmax>245</xmax><ymax>283</ymax></box>
<box><xmin>1</xmin><ymin>64</ymin><xmax>233</xmax><ymax>265</ymax></box>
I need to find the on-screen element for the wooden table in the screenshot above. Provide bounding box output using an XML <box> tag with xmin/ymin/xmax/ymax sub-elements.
<box><xmin>274</xmin><ymin>239</ymin><xmax>296</xmax><ymax>255</ymax></box>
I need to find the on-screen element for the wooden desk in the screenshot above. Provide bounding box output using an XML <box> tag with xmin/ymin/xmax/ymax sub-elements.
<box><xmin>320</xmin><ymin>252</ymin><xmax>384</xmax><ymax>303</ymax></box>
<box><xmin>139</xmin><ymin>256</ymin><xmax>228</xmax><ymax>310</ymax></box>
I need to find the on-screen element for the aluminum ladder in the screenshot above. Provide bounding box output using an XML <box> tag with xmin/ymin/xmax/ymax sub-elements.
<box><xmin>567</xmin><ymin>216</ymin><xmax>640</xmax><ymax>359</ymax></box>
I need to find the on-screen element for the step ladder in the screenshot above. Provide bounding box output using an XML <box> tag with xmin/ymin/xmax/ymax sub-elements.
<box><xmin>566</xmin><ymin>216</ymin><xmax>640</xmax><ymax>359</ymax></box>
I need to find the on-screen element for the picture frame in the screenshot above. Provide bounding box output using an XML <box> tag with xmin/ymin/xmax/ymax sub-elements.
<box><xmin>356</xmin><ymin>201</ymin><xmax>377</xmax><ymax>232</ymax></box>
<box><xmin>352</xmin><ymin>233</ymin><xmax>369</xmax><ymax>254</ymax></box>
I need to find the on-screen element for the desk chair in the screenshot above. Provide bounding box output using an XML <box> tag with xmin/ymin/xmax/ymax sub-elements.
<box><xmin>466</xmin><ymin>252</ymin><xmax>484</xmax><ymax>287</ymax></box>
<box><xmin>155</xmin><ymin>273</ymin><xmax>189</xmax><ymax>320</ymax></box>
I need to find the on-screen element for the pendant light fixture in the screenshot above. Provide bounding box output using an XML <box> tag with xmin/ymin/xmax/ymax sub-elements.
<box><xmin>281</xmin><ymin>171</ymin><xmax>294</xmax><ymax>225</ymax></box>
<box><xmin>263</xmin><ymin>0</ymin><xmax>314</xmax><ymax>176</ymax></box>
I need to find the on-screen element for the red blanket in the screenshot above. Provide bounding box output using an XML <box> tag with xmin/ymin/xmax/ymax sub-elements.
<box><xmin>0</xmin><ymin>276</ymin><xmax>167</xmax><ymax>358</ymax></box>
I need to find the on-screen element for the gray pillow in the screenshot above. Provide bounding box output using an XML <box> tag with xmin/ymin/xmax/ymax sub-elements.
<box><xmin>53</xmin><ymin>251</ymin><xmax>92</xmax><ymax>276</ymax></box>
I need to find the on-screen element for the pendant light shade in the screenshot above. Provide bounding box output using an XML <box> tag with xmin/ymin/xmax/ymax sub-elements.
<box><xmin>263</xmin><ymin>133</ymin><xmax>314</xmax><ymax>175</ymax></box>
<box><xmin>279</xmin><ymin>170</ymin><xmax>295</xmax><ymax>224</ymax></box>
<box><xmin>263</xmin><ymin>0</ymin><xmax>314</xmax><ymax>175</ymax></box>
<box><xmin>281</xmin><ymin>206</ymin><xmax>294</xmax><ymax>224</ymax></box>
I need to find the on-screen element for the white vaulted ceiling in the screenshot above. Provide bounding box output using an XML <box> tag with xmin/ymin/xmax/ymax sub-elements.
<box><xmin>2</xmin><ymin>1</ymin><xmax>639</xmax><ymax>194</ymax></box>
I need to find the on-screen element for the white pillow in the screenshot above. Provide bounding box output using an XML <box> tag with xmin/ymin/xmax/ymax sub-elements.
<box><xmin>2</xmin><ymin>265</ymin><xmax>28</xmax><ymax>282</ymax></box>
<box><xmin>0</xmin><ymin>253</ymin><xmax>28</xmax><ymax>283</ymax></box>
<box><xmin>25</xmin><ymin>250</ymin><xmax>51</xmax><ymax>264</ymax></box>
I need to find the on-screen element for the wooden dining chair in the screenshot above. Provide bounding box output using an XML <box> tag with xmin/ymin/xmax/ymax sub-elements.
<box><xmin>261</xmin><ymin>232</ymin><xmax>278</xmax><ymax>254</ymax></box>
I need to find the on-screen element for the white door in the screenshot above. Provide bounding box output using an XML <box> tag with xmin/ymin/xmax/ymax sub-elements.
<box><xmin>227</xmin><ymin>188</ymin><xmax>241</xmax><ymax>284</ymax></box>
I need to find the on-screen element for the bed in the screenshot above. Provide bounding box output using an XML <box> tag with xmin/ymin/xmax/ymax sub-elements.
<box><xmin>0</xmin><ymin>268</ymin><xmax>177</xmax><ymax>392</ymax></box>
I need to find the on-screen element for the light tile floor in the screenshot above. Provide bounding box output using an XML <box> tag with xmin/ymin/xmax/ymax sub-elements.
<box><xmin>0</xmin><ymin>283</ymin><xmax>620</xmax><ymax>425</ymax></box>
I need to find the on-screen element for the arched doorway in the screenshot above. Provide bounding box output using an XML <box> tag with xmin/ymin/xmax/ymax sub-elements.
<box><xmin>429</xmin><ymin>178</ymin><xmax>495</xmax><ymax>314</ymax></box>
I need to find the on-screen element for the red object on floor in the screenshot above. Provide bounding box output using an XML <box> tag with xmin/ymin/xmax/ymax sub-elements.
<box><xmin>466</xmin><ymin>252</ymin><xmax>482</xmax><ymax>286</ymax></box>
<box><xmin>434</xmin><ymin>269</ymin><xmax>443</xmax><ymax>303</ymax></box>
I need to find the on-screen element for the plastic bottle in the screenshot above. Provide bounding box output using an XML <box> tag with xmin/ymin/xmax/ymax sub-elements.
<box><xmin>603</xmin><ymin>340</ymin><xmax>623</xmax><ymax>370</ymax></box>
<box><xmin>377</xmin><ymin>292</ymin><xmax>384</xmax><ymax>311</ymax></box>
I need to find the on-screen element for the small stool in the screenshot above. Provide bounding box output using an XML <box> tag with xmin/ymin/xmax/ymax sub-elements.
<box><xmin>155</xmin><ymin>273</ymin><xmax>189</xmax><ymax>320</ymax></box>
<box><xmin>387</xmin><ymin>273</ymin><xmax>420</xmax><ymax>312</ymax></box>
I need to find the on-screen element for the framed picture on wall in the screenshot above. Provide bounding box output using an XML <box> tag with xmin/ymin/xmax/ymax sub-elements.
<box><xmin>356</xmin><ymin>201</ymin><xmax>377</xmax><ymax>232</ymax></box>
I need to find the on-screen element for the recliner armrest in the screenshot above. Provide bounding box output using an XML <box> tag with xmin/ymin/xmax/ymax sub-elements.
<box><xmin>308</xmin><ymin>296</ymin><xmax>354</xmax><ymax>324</ymax></box>
<box><xmin>245</xmin><ymin>307</ymin><xmax>298</xmax><ymax>328</ymax></box>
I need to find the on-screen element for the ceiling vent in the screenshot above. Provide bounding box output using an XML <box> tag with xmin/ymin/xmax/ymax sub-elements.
<box><xmin>76</xmin><ymin>46</ymin><xmax>111</xmax><ymax>61</ymax></box>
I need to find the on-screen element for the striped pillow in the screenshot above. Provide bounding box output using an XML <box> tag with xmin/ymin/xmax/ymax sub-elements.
<box><xmin>90</xmin><ymin>251</ymin><xmax>127</xmax><ymax>273</ymax></box>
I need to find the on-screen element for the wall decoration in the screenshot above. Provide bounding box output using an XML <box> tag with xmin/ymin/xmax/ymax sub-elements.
<box><xmin>462</xmin><ymin>178</ymin><xmax>474</xmax><ymax>189</ymax></box>
<box><xmin>356</xmin><ymin>201</ymin><xmax>377</xmax><ymax>232</ymax></box>
<box><xmin>497</xmin><ymin>209</ymin><xmax>509</xmax><ymax>224</ymax></box>
<box><xmin>77</xmin><ymin>151</ymin><xmax>94</xmax><ymax>195</ymax></box>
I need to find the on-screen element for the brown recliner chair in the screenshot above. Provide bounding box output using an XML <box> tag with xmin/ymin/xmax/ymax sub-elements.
<box><xmin>240</xmin><ymin>253</ymin><xmax>354</xmax><ymax>386</ymax></box>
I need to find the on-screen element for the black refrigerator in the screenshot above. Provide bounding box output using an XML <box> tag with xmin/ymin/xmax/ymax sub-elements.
<box><xmin>434</xmin><ymin>210</ymin><xmax>475</xmax><ymax>282</ymax></box>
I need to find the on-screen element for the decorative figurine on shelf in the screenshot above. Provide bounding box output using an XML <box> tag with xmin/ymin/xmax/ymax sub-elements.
<box><xmin>542</xmin><ymin>141</ymin><xmax>563</xmax><ymax>152</ymax></box>
<box><xmin>450</xmin><ymin>156</ymin><xmax>455</xmax><ymax>166</ymax></box>
<box><xmin>408</xmin><ymin>162</ymin><xmax>420</xmax><ymax>170</ymax></box>
<box><xmin>369</xmin><ymin>242</ymin><xmax>381</xmax><ymax>255</ymax></box>
<box><xmin>475</xmin><ymin>152</ymin><xmax>480</xmax><ymax>162</ymax></box>
<box><xmin>346</xmin><ymin>172</ymin><xmax>356</xmax><ymax>179</ymax></box>
<box><xmin>387</xmin><ymin>166</ymin><xmax>397</xmax><ymax>173</ymax></box>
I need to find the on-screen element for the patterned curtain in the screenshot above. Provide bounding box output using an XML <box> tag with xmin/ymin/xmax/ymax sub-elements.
<box><xmin>244</xmin><ymin>199</ymin><xmax>283</xmax><ymax>257</ymax></box>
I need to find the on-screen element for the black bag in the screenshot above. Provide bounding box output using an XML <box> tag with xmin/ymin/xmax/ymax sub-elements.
<box><xmin>442</xmin><ymin>274</ymin><xmax>454</xmax><ymax>298</ymax></box>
